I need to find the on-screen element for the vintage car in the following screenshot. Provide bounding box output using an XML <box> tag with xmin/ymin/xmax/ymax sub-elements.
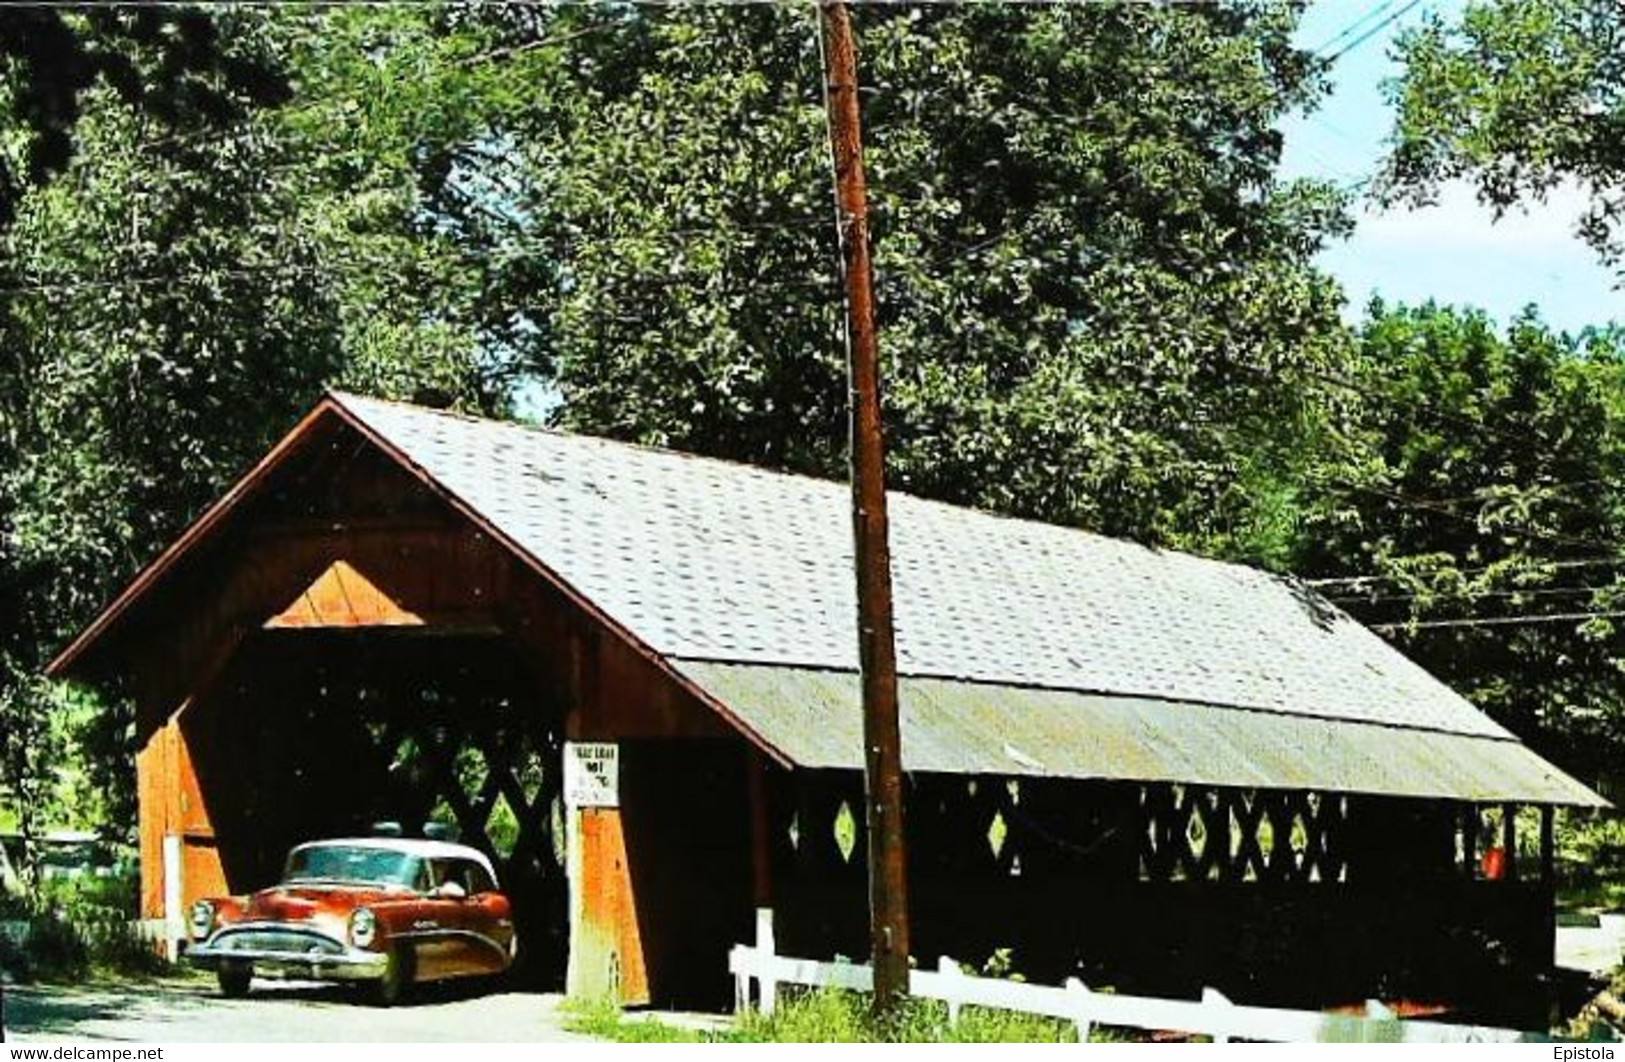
<box><xmin>186</xmin><ymin>836</ymin><xmax>515</xmax><ymax>1004</ymax></box>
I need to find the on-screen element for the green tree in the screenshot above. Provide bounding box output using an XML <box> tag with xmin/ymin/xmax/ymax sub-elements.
<box><xmin>1385</xmin><ymin>0</ymin><xmax>1625</xmax><ymax>269</ymax></box>
<box><xmin>0</xmin><ymin>5</ymin><xmax>531</xmax><ymax>844</ymax></box>
<box><xmin>511</xmin><ymin>2</ymin><xmax>1355</xmax><ymax>552</ymax></box>
<box><xmin>0</xmin><ymin>5</ymin><xmax>288</xmax><ymax>225</ymax></box>
<box><xmin>0</xmin><ymin>6</ymin><xmax>288</xmax><ymax>853</ymax></box>
<box><xmin>1298</xmin><ymin>303</ymin><xmax>1625</xmax><ymax>776</ymax></box>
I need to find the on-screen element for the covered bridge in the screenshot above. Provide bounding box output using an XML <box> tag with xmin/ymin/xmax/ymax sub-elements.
<box><xmin>50</xmin><ymin>393</ymin><xmax>1602</xmax><ymax>1017</ymax></box>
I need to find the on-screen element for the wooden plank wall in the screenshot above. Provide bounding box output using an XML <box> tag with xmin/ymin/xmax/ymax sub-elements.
<box><xmin>115</xmin><ymin>415</ymin><xmax>749</xmax><ymax>1002</ymax></box>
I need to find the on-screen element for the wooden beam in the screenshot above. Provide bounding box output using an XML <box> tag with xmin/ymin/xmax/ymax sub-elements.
<box><xmin>749</xmin><ymin>752</ymin><xmax>774</xmax><ymax>908</ymax></box>
<box><xmin>243</xmin><ymin>514</ymin><xmax>456</xmax><ymax>541</ymax></box>
<box><xmin>1540</xmin><ymin>806</ymin><xmax>1556</xmax><ymax>883</ymax></box>
<box><xmin>1502</xmin><ymin>802</ymin><xmax>1519</xmax><ymax>882</ymax></box>
<box><xmin>1461</xmin><ymin>803</ymin><xmax>1477</xmax><ymax>880</ymax></box>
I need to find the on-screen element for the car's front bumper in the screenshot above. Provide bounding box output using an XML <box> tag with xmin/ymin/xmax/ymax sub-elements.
<box><xmin>187</xmin><ymin>924</ymin><xmax>388</xmax><ymax>981</ymax></box>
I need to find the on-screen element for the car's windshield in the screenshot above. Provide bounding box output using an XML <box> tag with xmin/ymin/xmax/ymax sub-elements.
<box><xmin>283</xmin><ymin>845</ymin><xmax>420</xmax><ymax>888</ymax></box>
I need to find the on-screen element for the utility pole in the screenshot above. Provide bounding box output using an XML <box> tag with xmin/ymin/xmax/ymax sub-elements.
<box><xmin>817</xmin><ymin>0</ymin><xmax>911</xmax><ymax>1012</ymax></box>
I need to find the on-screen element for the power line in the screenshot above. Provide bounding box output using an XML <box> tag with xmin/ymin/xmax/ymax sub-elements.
<box><xmin>1312</xmin><ymin>473</ymin><xmax>1621</xmax><ymax>555</ymax></box>
<box><xmin>1313</xmin><ymin>0</ymin><xmax>1397</xmax><ymax>55</ymax></box>
<box><xmin>1411</xmin><ymin>478</ymin><xmax>1615</xmax><ymax>508</ymax></box>
<box><xmin>1322</xmin><ymin>0</ymin><xmax>1426</xmax><ymax>64</ymax></box>
<box><xmin>1309</xmin><ymin>557</ymin><xmax>1625</xmax><ymax>589</ymax></box>
<box><xmin>1372</xmin><ymin>609</ymin><xmax>1625</xmax><ymax>633</ymax></box>
<box><xmin>1328</xmin><ymin>584</ymin><xmax>1614</xmax><ymax>607</ymax></box>
<box><xmin>1216</xmin><ymin>358</ymin><xmax>1625</xmax><ymax>553</ymax></box>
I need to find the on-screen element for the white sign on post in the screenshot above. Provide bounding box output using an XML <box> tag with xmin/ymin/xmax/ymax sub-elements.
<box><xmin>564</xmin><ymin>742</ymin><xmax>619</xmax><ymax>808</ymax></box>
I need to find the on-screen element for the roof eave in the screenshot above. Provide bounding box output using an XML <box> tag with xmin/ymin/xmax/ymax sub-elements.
<box><xmin>46</xmin><ymin>394</ymin><xmax>796</xmax><ymax>769</ymax></box>
<box><xmin>46</xmin><ymin>395</ymin><xmax>351</xmax><ymax>681</ymax></box>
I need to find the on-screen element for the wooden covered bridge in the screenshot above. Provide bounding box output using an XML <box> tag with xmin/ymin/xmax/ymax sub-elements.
<box><xmin>50</xmin><ymin>393</ymin><xmax>1603</xmax><ymax>1018</ymax></box>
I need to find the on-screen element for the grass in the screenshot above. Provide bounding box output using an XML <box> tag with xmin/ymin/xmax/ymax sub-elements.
<box><xmin>0</xmin><ymin>872</ymin><xmax>174</xmax><ymax>984</ymax></box>
<box><xmin>564</xmin><ymin>987</ymin><xmax>1114</xmax><ymax>1043</ymax></box>
<box><xmin>1559</xmin><ymin>814</ymin><xmax>1625</xmax><ymax>913</ymax></box>
<box><xmin>563</xmin><ymin>997</ymin><xmax>707</xmax><ymax>1043</ymax></box>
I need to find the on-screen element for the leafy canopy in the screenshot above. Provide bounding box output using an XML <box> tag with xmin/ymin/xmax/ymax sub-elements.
<box><xmin>1385</xmin><ymin>0</ymin><xmax>1625</xmax><ymax>269</ymax></box>
<box><xmin>520</xmin><ymin>3</ymin><xmax>1354</xmax><ymax>552</ymax></box>
<box><xmin>1301</xmin><ymin>303</ymin><xmax>1625</xmax><ymax>774</ymax></box>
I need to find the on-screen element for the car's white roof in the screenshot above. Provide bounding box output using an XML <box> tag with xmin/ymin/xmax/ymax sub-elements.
<box><xmin>291</xmin><ymin>837</ymin><xmax>497</xmax><ymax>879</ymax></box>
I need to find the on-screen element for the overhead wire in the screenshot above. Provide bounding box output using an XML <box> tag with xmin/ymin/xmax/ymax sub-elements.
<box><xmin>1371</xmin><ymin>610</ymin><xmax>1625</xmax><ymax>633</ymax></box>
<box><xmin>17</xmin><ymin>0</ymin><xmax>1624</xmax><ymax>607</ymax></box>
<box><xmin>1309</xmin><ymin>557</ymin><xmax>1625</xmax><ymax>589</ymax></box>
<box><xmin>1320</xmin><ymin>0</ymin><xmax>1426</xmax><ymax>63</ymax></box>
<box><xmin>1312</xmin><ymin>0</ymin><xmax>1397</xmax><ymax>57</ymax></box>
<box><xmin>1326</xmin><ymin>584</ymin><xmax>1615</xmax><ymax>607</ymax></box>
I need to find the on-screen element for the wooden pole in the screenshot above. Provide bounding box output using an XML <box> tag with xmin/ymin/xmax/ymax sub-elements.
<box><xmin>817</xmin><ymin>0</ymin><xmax>911</xmax><ymax>1011</ymax></box>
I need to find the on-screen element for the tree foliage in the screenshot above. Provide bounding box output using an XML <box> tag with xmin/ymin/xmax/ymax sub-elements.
<box><xmin>520</xmin><ymin>3</ymin><xmax>1354</xmax><ymax>550</ymax></box>
<box><xmin>1300</xmin><ymin>303</ymin><xmax>1625</xmax><ymax>775</ymax></box>
<box><xmin>2</xmin><ymin>4</ymin><xmax>1622</xmax><ymax>843</ymax></box>
<box><xmin>0</xmin><ymin>5</ymin><xmax>288</xmax><ymax>224</ymax></box>
<box><xmin>0</xmin><ymin>6</ymin><xmax>521</xmax><ymax>840</ymax></box>
<box><xmin>1385</xmin><ymin>0</ymin><xmax>1625</xmax><ymax>268</ymax></box>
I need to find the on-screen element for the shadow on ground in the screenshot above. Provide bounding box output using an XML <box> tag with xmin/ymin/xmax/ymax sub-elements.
<box><xmin>1</xmin><ymin>977</ymin><xmax>592</xmax><ymax>1043</ymax></box>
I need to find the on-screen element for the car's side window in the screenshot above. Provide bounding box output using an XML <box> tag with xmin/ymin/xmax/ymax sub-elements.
<box><xmin>466</xmin><ymin>862</ymin><xmax>496</xmax><ymax>896</ymax></box>
<box><xmin>421</xmin><ymin>856</ymin><xmax>495</xmax><ymax>895</ymax></box>
<box><xmin>410</xmin><ymin>859</ymin><xmax>432</xmax><ymax>894</ymax></box>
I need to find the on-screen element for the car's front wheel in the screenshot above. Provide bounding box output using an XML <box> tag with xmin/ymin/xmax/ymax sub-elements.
<box><xmin>217</xmin><ymin>964</ymin><xmax>252</xmax><ymax>998</ymax></box>
<box><xmin>371</xmin><ymin>946</ymin><xmax>413</xmax><ymax>1007</ymax></box>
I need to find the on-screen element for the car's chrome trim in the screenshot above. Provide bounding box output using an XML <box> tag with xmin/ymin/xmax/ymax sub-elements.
<box><xmin>188</xmin><ymin>948</ymin><xmax>387</xmax><ymax>978</ymax></box>
<box><xmin>198</xmin><ymin>921</ymin><xmax>347</xmax><ymax>949</ymax></box>
<box><xmin>187</xmin><ymin>937</ymin><xmax>388</xmax><ymax>981</ymax></box>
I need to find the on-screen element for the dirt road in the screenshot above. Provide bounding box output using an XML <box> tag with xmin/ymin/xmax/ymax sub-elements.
<box><xmin>1</xmin><ymin>977</ymin><xmax>596</xmax><ymax>1043</ymax></box>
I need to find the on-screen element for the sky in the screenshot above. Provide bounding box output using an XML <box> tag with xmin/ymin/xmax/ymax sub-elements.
<box><xmin>1279</xmin><ymin>0</ymin><xmax>1621</xmax><ymax>334</ymax></box>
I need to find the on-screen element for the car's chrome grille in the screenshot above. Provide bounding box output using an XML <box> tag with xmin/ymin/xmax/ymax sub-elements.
<box><xmin>214</xmin><ymin>928</ymin><xmax>345</xmax><ymax>955</ymax></box>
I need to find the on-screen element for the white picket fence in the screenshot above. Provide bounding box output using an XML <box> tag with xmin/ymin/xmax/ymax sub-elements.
<box><xmin>728</xmin><ymin>914</ymin><xmax>1548</xmax><ymax>1043</ymax></box>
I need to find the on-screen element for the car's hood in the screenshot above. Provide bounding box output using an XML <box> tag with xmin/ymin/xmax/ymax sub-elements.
<box><xmin>241</xmin><ymin>883</ymin><xmax>404</xmax><ymax>923</ymax></box>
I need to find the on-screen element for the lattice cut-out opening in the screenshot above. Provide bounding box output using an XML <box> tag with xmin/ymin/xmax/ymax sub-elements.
<box><xmin>364</xmin><ymin>719</ymin><xmax>392</xmax><ymax>749</ymax></box>
<box><xmin>390</xmin><ymin>735</ymin><xmax>428</xmax><ymax>781</ymax></box>
<box><xmin>1186</xmin><ymin>806</ymin><xmax>1208</xmax><ymax>852</ymax></box>
<box><xmin>427</xmin><ymin>795</ymin><xmax>458</xmax><ymax>832</ymax></box>
<box><xmin>988</xmin><ymin>810</ymin><xmax>1009</xmax><ymax>859</ymax></box>
<box><xmin>833</xmin><ymin>801</ymin><xmax>857</xmax><ymax>863</ymax></box>
<box><xmin>549</xmin><ymin>794</ymin><xmax>566</xmax><ymax>866</ymax></box>
<box><xmin>1257</xmin><ymin>814</ymin><xmax>1275</xmax><ymax>857</ymax></box>
<box><xmin>1289</xmin><ymin>815</ymin><xmax>1310</xmax><ymax>858</ymax></box>
<box><xmin>1136</xmin><ymin>786</ymin><xmax>1350</xmax><ymax>885</ymax></box>
<box><xmin>454</xmin><ymin>744</ymin><xmax>490</xmax><ymax>802</ymax></box>
<box><xmin>515</xmin><ymin>744</ymin><xmax>548</xmax><ymax>808</ymax></box>
<box><xmin>486</xmin><ymin>790</ymin><xmax>520</xmax><ymax>859</ymax></box>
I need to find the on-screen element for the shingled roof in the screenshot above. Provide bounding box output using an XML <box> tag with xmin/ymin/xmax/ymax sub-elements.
<box><xmin>52</xmin><ymin>393</ymin><xmax>1604</xmax><ymax>805</ymax></box>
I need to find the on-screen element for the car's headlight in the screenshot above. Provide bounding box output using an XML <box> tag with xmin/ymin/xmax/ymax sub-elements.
<box><xmin>189</xmin><ymin>900</ymin><xmax>215</xmax><ymax>940</ymax></box>
<box><xmin>349</xmin><ymin>907</ymin><xmax>377</xmax><ymax>948</ymax></box>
